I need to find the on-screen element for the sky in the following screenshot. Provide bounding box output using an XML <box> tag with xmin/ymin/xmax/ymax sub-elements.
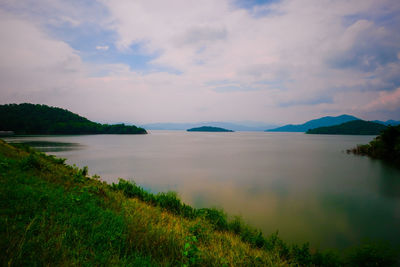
<box><xmin>0</xmin><ymin>0</ymin><xmax>399</xmax><ymax>125</ymax></box>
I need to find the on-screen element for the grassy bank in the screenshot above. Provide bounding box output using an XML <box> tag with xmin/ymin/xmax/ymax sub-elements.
<box><xmin>0</xmin><ymin>139</ymin><xmax>398</xmax><ymax>266</ymax></box>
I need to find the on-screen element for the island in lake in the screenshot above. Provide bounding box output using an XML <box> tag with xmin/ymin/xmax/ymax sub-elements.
<box><xmin>306</xmin><ymin>120</ymin><xmax>387</xmax><ymax>135</ymax></box>
<box><xmin>0</xmin><ymin>103</ymin><xmax>147</xmax><ymax>135</ymax></box>
<box><xmin>187</xmin><ymin>126</ymin><xmax>234</xmax><ymax>132</ymax></box>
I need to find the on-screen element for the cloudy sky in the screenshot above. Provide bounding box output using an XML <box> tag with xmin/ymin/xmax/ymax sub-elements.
<box><xmin>0</xmin><ymin>0</ymin><xmax>399</xmax><ymax>124</ymax></box>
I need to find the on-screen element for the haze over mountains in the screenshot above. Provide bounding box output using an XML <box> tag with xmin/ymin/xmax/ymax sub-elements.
<box><xmin>1</xmin><ymin>103</ymin><xmax>398</xmax><ymax>134</ymax></box>
<box><xmin>373</xmin><ymin>120</ymin><xmax>400</xmax><ymax>126</ymax></box>
<box><xmin>266</xmin><ymin>115</ymin><xmax>359</xmax><ymax>132</ymax></box>
<box><xmin>140</xmin><ymin>122</ymin><xmax>278</xmax><ymax>132</ymax></box>
<box><xmin>267</xmin><ymin>115</ymin><xmax>400</xmax><ymax>132</ymax></box>
<box><xmin>306</xmin><ymin>120</ymin><xmax>388</xmax><ymax>135</ymax></box>
<box><xmin>142</xmin><ymin>115</ymin><xmax>400</xmax><ymax>132</ymax></box>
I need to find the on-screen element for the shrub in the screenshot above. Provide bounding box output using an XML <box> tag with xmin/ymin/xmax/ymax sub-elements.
<box><xmin>311</xmin><ymin>250</ymin><xmax>342</xmax><ymax>267</ymax></box>
<box><xmin>198</xmin><ymin>208</ymin><xmax>228</xmax><ymax>231</ymax></box>
<box><xmin>155</xmin><ymin>191</ymin><xmax>182</xmax><ymax>214</ymax></box>
<box><xmin>112</xmin><ymin>179</ymin><xmax>151</xmax><ymax>202</ymax></box>
<box><xmin>182</xmin><ymin>235</ymin><xmax>201</xmax><ymax>266</ymax></box>
<box><xmin>290</xmin><ymin>243</ymin><xmax>312</xmax><ymax>265</ymax></box>
<box><xmin>189</xmin><ymin>221</ymin><xmax>211</xmax><ymax>243</ymax></box>
<box><xmin>344</xmin><ymin>241</ymin><xmax>399</xmax><ymax>267</ymax></box>
<box><xmin>181</xmin><ymin>204</ymin><xmax>197</xmax><ymax>219</ymax></box>
<box><xmin>20</xmin><ymin>154</ymin><xmax>45</xmax><ymax>170</ymax></box>
<box><xmin>348</xmin><ymin>125</ymin><xmax>400</xmax><ymax>166</ymax></box>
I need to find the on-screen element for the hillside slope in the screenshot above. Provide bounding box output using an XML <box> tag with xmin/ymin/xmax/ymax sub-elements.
<box><xmin>1</xmin><ymin>140</ymin><xmax>398</xmax><ymax>266</ymax></box>
<box><xmin>306</xmin><ymin>120</ymin><xmax>387</xmax><ymax>135</ymax></box>
<box><xmin>267</xmin><ymin>115</ymin><xmax>359</xmax><ymax>132</ymax></box>
<box><xmin>0</xmin><ymin>103</ymin><xmax>146</xmax><ymax>135</ymax></box>
<box><xmin>0</xmin><ymin>140</ymin><xmax>284</xmax><ymax>266</ymax></box>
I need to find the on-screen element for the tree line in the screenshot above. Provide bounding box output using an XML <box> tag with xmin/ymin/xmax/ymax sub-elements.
<box><xmin>0</xmin><ymin>103</ymin><xmax>147</xmax><ymax>135</ymax></box>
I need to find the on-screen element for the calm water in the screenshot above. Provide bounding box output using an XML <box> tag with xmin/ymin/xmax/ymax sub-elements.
<box><xmin>5</xmin><ymin>131</ymin><xmax>400</xmax><ymax>249</ymax></box>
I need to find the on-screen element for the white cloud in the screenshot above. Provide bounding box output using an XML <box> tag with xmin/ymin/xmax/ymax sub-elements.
<box><xmin>0</xmin><ymin>12</ymin><xmax>85</xmax><ymax>95</ymax></box>
<box><xmin>96</xmin><ymin>0</ymin><xmax>400</xmax><ymax>121</ymax></box>
<box><xmin>365</xmin><ymin>87</ymin><xmax>400</xmax><ymax>111</ymax></box>
<box><xmin>0</xmin><ymin>0</ymin><xmax>399</xmax><ymax>124</ymax></box>
<box><xmin>96</xmin><ymin>45</ymin><xmax>109</xmax><ymax>51</ymax></box>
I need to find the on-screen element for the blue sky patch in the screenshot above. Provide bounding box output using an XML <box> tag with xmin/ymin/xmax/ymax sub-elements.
<box><xmin>234</xmin><ymin>0</ymin><xmax>280</xmax><ymax>10</ymax></box>
<box><xmin>45</xmin><ymin>22</ymin><xmax>169</xmax><ymax>73</ymax></box>
<box><xmin>279</xmin><ymin>95</ymin><xmax>333</xmax><ymax>107</ymax></box>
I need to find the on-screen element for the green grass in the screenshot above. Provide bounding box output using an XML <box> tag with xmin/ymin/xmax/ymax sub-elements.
<box><xmin>0</xmin><ymin>139</ymin><xmax>399</xmax><ymax>266</ymax></box>
<box><xmin>0</xmin><ymin>142</ymin><xmax>154</xmax><ymax>266</ymax></box>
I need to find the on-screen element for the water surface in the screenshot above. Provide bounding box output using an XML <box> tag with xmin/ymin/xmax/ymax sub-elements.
<box><xmin>5</xmin><ymin>131</ymin><xmax>400</xmax><ymax>249</ymax></box>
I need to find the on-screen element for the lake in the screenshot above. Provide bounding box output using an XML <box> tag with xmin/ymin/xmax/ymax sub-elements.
<box><xmin>5</xmin><ymin>131</ymin><xmax>400</xmax><ymax>250</ymax></box>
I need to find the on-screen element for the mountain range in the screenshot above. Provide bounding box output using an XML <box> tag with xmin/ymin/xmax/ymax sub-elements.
<box><xmin>266</xmin><ymin>115</ymin><xmax>360</xmax><ymax>132</ymax></box>
<box><xmin>142</xmin><ymin>116</ymin><xmax>400</xmax><ymax>132</ymax></box>
<box><xmin>373</xmin><ymin>120</ymin><xmax>400</xmax><ymax>126</ymax></box>
<box><xmin>306</xmin><ymin>120</ymin><xmax>387</xmax><ymax>135</ymax></box>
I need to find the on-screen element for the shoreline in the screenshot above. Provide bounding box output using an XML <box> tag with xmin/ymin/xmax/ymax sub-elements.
<box><xmin>1</xmin><ymin>139</ymin><xmax>399</xmax><ymax>265</ymax></box>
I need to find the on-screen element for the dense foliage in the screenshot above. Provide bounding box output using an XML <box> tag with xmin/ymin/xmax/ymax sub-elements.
<box><xmin>187</xmin><ymin>126</ymin><xmax>234</xmax><ymax>132</ymax></box>
<box><xmin>1</xmin><ymin>140</ymin><xmax>399</xmax><ymax>266</ymax></box>
<box><xmin>0</xmin><ymin>103</ymin><xmax>147</xmax><ymax>135</ymax></box>
<box><xmin>348</xmin><ymin>125</ymin><xmax>400</xmax><ymax>166</ymax></box>
<box><xmin>306</xmin><ymin>120</ymin><xmax>387</xmax><ymax>135</ymax></box>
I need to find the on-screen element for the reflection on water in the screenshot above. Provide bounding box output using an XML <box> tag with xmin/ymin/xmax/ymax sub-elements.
<box><xmin>376</xmin><ymin>161</ymin><xmax>400</xmax><ymax>199</ymax></box>
<box><xmin>5</xmin><ymin>139</ymin><xmax>83</xmax><ymax>152</ymax></box>
<box><xmin>4</xmin><ymin>132</ymin><xmax>400</xmax><ymax>250</ymax></box>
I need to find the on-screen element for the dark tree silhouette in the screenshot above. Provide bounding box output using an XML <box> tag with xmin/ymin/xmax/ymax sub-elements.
<box><xmin>0</xmin><ymin>103</ymin><xmax>147</xmax><ymax>135</ymax></box>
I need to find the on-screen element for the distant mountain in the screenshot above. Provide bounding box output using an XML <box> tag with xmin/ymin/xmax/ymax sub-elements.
<box><xmin>141</xmin><ymin>122</ymin><xmax>278</xmax><ymax>131</ymax></box>
<box><xmin>187</xmin><ymin>126</ymin><xmax>233</xmax><ymax>132</ymax></box>
<box><xmin>306</xmin><ymin>120</ymin><xmax>387</xmax><ymax>135</ymax></box>
<box><xmin>266</xmin><ymin>115</ymin><xmax>360</xmax><ymax>132</ymax></box>
<box><xmin>373</xmin><ymin>120</ymin><xmax>400</xmax><ymax>126</ymax></box>
<box><xmin>140</xmin><ymin>122</ymin><xmax>192</xmax><ymax>130</ymax></box>
<box><xmin>0</xmin><ymin>103</ymin><xmax>147</xmax><ymax>135</ymax></box>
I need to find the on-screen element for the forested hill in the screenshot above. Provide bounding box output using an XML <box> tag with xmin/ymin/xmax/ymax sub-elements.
<box><xmin>306</xmin><ymin>120</ymin><xmax>386</xmax><ymax>135</ymax></box>
<box><xmin>348</xmin><ymin>125</ymin><xmax>400</xmax><ymax>166</ymax></box>
<box><xmin>0</xmin><ymin>103</ymin><xmax>147</xmax><ymax>135</ymax></box>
